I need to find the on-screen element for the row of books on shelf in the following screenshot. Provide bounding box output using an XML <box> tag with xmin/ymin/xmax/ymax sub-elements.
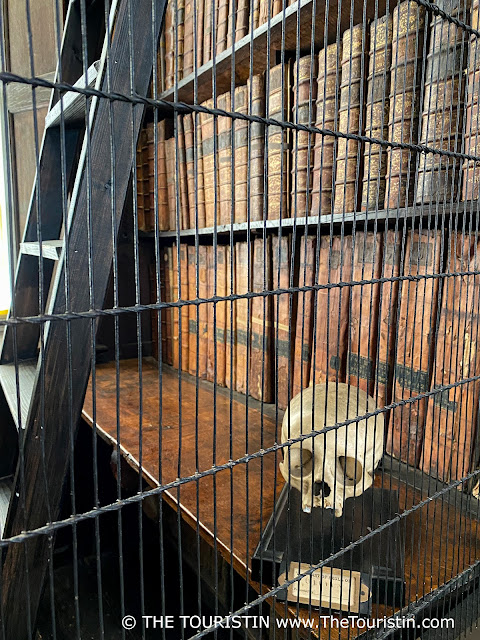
<box><xmin>140</xmin><ymin>0</ymin><xmax>480</xmax><ymax>232</ymax></box>
<box><xmin>151</xmin><ymin>228</ymin><xmax>480</xmax><ymax>485</ymax></box>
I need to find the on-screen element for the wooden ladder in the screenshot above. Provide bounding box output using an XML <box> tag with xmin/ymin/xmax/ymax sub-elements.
<box><xmin>0</xmin><ymin>0</ymin><xmax>166</xmax><ymax>637</ymax></box>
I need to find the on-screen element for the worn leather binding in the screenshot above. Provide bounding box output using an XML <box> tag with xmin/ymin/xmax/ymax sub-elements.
<box><xmin>216</xmin><ymin>245</ymin><xmax>228</xmax><ymax>387</ymax></box>
<box><xmin>198</xmin><ymin>245</ymin><xmax>209</xmax><ymax>378</ymax></box>
<box><xmin>417</xmin><ymin>0</ymin><xmax>466</xmax><ymax>204</ymax></box>
<box><xmin>172</xmin><ymin>242</ymin><xmax>180</xmax><ymax>369</ymax></box>
<box><xmin>203</xmin><ymin>0</ymin><xmax>214</xmax><ymax>64</ymax></box>
<box><xmin>156</xmin><ymin>120</ymin><xmax>170</xmax><ymax>231</ymax></box>
<box><xmin>463</xmin><ymin>0</ymin><xmax>480</xmax><ymax>200</ymax></box>
<box><xmin>145</xmin><ymin>123</ymin><xmax>155</xmax><ymax>231</ymax></box>
<box><xmin>177</xmin><ymin>119</ymin><xmax>190</xmax><ymax>230</ymax></box>
<box><xmin>249</xmin><ymin>74</ymin><xmax>266</xmax><ymax>222</ymax></box>
<box><xmin>310</xmin><ymin>234</ymin><xmax>352</xmax><ymax>385</ymax></box>
<box><xmin>293</xmin><ymin>236</ymin><xmax>315</xmax><ymax>397</ymax></box>
<box><xmin>388</xmin><ymin>229</ymin><xmax>442</xmax><ymax>467</ymax></box>
<box><xmin>334</xmin><ymin>23</ymin><xmax>365</xmax><ymax>215</ymax></box>
<box><xmin>234</xmin><ymin>0</ymin><xmax>249</xmax><ymax>41</ymax></box>
<box><xmin>235</xmin><ymin>241</ymin><xmax>251</xmax><ymax>394</ymax></box>
<box><xmin>385</xmin><ymin>0</ymin><xmax>425</xmax><ymax>209</ymax></box>
<box><xmin>361</xmin><ymin>15</ymin><xmax>392</xmax><ymax>212</ymax></box>
<box><xmin>165</xmin><ymin>136</ymin><xmax>177</xmax><ymax>230</ymax></box>
<box><xmin>272</xmin><ymin>234</ymin><xmax>294</xmax><ymax>410</ymax></box>
<box><xmin>311</xmin><ymin>43</ymin><xmax>340</xmax><ymax>217</ymax></box>
<box><xmin>218</xmin><ymin>91</ymin><xmax>233</xmax><ymax>226</ymax></box>
<box><xmin>266</xmin><ymin>62</ymin><xmax>291</xmax><ymax>220</ymax></box>
<box><xmin>291</xmin><ymin>54</ymin><xmax>317</xmax><ymax>217</ymax></box>
<box><xmin>216</xmin><ymin>0</ymin><xmax>229</xmax><ymax>54</ymax></box>
<box><xmin>348</xmin><ymin>232</ymin><xmax>383</xmax><ymax>396</ymax></box>
<box><xmin>422</xmin><ymin>232</ymin><xmax>480</xmax><ymax>482</ymax></box>
<box><xmin>225</xmin><ymin>245</ymin><xmax>236</xmax><ymax>389</ymax></box>
<box><xmin>250</xmin><ymin>237</ymin><xmax>273</xmax><ymax>402</ymax></box>
<box><xmin>201</xmin><ymin>98</ymin><xmax>217</xmax><ymax>227</ymax></box>
<box><xmin>164</xmin><ymin>0</ymin><xmax>175</xmax><ymax>88</ymax></box>
<box><xmin>183</xmin><ymin>0</ymin><xmax>195</xmax><ymax>75</ymax></box>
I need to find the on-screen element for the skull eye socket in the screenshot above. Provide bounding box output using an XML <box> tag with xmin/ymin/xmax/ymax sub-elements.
<box><xmin>286</xmin><ymin>447</ymin><xmax>312</xmax><ymax>479</ymax></box>
<box><xmin>338</xmin><ymin>456</ymin><xmax>363</xmax><ymax>486</ymax></box>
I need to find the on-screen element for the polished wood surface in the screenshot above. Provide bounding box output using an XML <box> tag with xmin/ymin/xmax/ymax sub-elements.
<box><xmin>84</xmin><ymin>359</ymin><xmax>480</xmax><ymax>638</ymax></box>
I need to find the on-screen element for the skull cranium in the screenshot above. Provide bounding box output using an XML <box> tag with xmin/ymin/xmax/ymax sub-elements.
<box><xmin>279</xmin><ymin>383</ymin><xmax>384</xmax><ymax>517</ymax></box>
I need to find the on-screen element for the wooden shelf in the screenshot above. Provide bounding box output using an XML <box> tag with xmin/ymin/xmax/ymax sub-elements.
<box><xmin>141</xmin><ymin>200</ymin><xmax>478</xmax><ymax>241</ymax></box>
<box><xmin>83</xmin><ymin>359</ymin><xmax>480</xmax><ymax>638</ymax></box>
<box><xmin>159</xmin><ymin>0</ymin><xmax>388</xmax><ymax>105</ymax></box>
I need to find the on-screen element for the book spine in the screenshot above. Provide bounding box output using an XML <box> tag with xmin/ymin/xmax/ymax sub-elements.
<box><xmin>252</xmin><ymin>0</ymin><xmax>260</xmax><ymax>30</ymax></box>
<box><xmin>165</xmin><ymin>136</ymin><xmax>177</xmax><ymax>231</ymax></box>
<box><xmin>361</xmin><ymin>15</ymin><xmax>392</xmax><ymax>212</ymax></box>
<box><xmin>172</xmin><ymin>243</ymin><xmax>180</xmax><ymax>369</ymax></box>
<box><xmin>347</xmin><ymin>231</ymin><xmax>383</xmax><ymax>395</ymax></box>
<box><xmin>291</xmin><ymin>54</ymin><xmax>317</xmax><ymax>217</ymax></box>
<box><xmin>233</xmin><ymin>84</ymin><xmax>249</xmax><ymax>223</ymax></box>
<box><xmin>188</xmin><ymin>244</ymin><xmax>198</xmax><ymax>376</ymax></box>
<box><xmin>146</xmin><ymin>123</ymin><xmax>155</xmax><ymax>231</ymax></box>
<box><xmin>250</xmin><ymin>237</ymin><xmax>273</xmax><ymax>402</ymax></box>
<box><xmin>157</xmin><ymin>120</ymin><xmax>170</xmax><ymax>231</ymax></box>
<box><xmin>249</xmin><ymin>74</ymin><xmax>265</xmax><ymax>222</ymax></box>
<box><xmin>267</xmin><ymin>62</ymin><xmax>290</xmax><ymax>220</ymax></box>
<box><xmin>388</xmin><ymin>229</ymin><xmax>442</xmax><ymax>467</ymax></box>
<box><xmin>165</xmin><ymin>245</ymin><xmax>174</xmax><ymax>365</ymax></box>
<box><xmin>463</xmin><ymin>0</ymin><xmax>480</xmax><ymax>200</ymax></box>
<box><xmin>206</xmin><ymin>244</ymin><xmax>215</xmax><ymax>382</ymax></box>
<box><xmin>179</xmin><ymin>243</ymin><xmax>190</xmax><ymax>372</ymax></box>
<box><xmin>216</xmin><ymin>0</ymin><xmax>228</xmax><ymax>54</ymax></box>
<box><xmin>201</xmin><ymin>99</ymin><xmax>217</xmax><ymax>227</ymax></box>
<box><xmin>385</xmin><ymin>1</ymin><xmax>425</xmax><ymax>209</ymax></box>
<box><xmin>235</xmin><ymin>0</ymin><xmax>249</xmax><ymax>42</ymax></box>
<box><xmin>218</xmin><ymin>91</ymin><xmax>233</xmax><ymax>226</ymax></box>
<box><xmin>334</xmin><ymin>23</ymin><xmax>365</xmax><ymax>214</ymax></box>
<box><xmin>184</xmin><ymin>0</ymin><xmax>194</xmax><ymax>76</ymax></box>
<box><xmin>235</xmin><ymin>241</ymin><xmax>250</xmax><ymax>394</ymax></box>
<box><xmin>417</xmin><ymin>1</ymin><xmax>466</xmax><ymax>204</ymax></box>
<box><xmin>198</xmin><ymin>245</ymin><xmax>208</xmax><ymax>378</ymax></box>
<box><xmin>310</xmin><ymin>234</ymin><xmax>352</xmax><ymax>384</ymax></box>
<box><xmin>293</xmin><ymin>236</ymin><xmax>315</xmax><ymax>397</ymax></box>
<box><xmin>195</xmin><ymin>116</ymin><xmax>207</xmax><ymax>228</ymax></box>
<box><xmin>183</xmin><ymin>113</ymin><xmax>196</xmax><ymax>229</ymax></box>
<box><xmin>203</xmin><ymin>0</ymin><xmax>213</xmax><ymax>65</ymax></box>
<box><xmin>311</xmin><ymin>43</ymin><xmax>340</xmax><ymax>216</ymax></box>
<box><xmin>196</xmin><ymin>0</ymin><xmax>204</xmax><ymax>69</ymax></box>
<box><xmin>375</xmin><ymin>229</ymin><xmax>401</xmax><ymax>409</ymax></box>
<box><xmin>273</xmin><ymin>234</ymin><xmax>294</xmax><ymax>409</ymax></box>
<box><xmin>422</xmin><ymin>232</ymin><xmax>480</xmax><ymax>481</ymax></box>
<box><xmin>225</xmin><ymin>244</ymin><xmax>236</xmax><ymax>389</ymax></box>
<box><xmin>216</xmin><ymin>245</ymin><xmax>227</xmax><ymax>387</ymax></box>
<box><xmin>157</xmin><ymin>33</ymin><xmax>166</xmax><ymax>94</ymax></box>
<box><xmin>177</xmin><ymin>0</ymin><xmax>186</xmax><ymax>81</ymax></box>
<box><xmin>176</xmin><ymin>119</ymin><xmax>190</xmax><ymax>230</ymax></box>
<box><xmin>136</xmin><ymin>129</ymin><xmax>146</xmax><ymax>231</ymax></box>
<box><xmin>164</xmin><ymin>1</ymin><xmax>175</xmax><ymax>89</ymax></box>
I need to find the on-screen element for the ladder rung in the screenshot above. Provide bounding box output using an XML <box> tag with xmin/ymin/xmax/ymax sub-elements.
<box><xmin>45</xmin><ymin>60</ymin><xmax>100</xmax><ymax>129</ymax></box>
<box><xmin>0</xmin><ymin>360</ymin><xmax>37</xmax><ymax>430</ymax></box>
<box><xmin>0</xmin><ymin>477</ymin><xmax>12</xmax><ymax>539</ymax></box>
<box><xmin>20</xmin><ymin>240</ymin><xmax>63</xmax><ymax>260</ymax></box>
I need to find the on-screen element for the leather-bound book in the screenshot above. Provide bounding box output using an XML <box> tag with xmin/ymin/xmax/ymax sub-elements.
<box><xmin>334</xmin><ymin>23</ymin><xmax>365</xmax><ymax>214</ymax></box>
<box><xmin>179</xmin><ymin>243</ymin><xmax>190</xmax><ymax>372</ymax></box>
<box><xmin>218</xmin><ymin>91</ymin><xmax>233</xmax><ymax>225</ymax></box>
<box><xmin>136</xmin><ymin>129</ymin><xmax>146</xmax><ymax>231</ymax></box>
<box><xmin>235</xmin><ymin>241</ymin><xmax>251</xmax><ymax>394</ymax></box>
<box><xmin>196</xmin><ymin>0</ymin><xmax>205</xmax><ymax>69</ymax></box>
<box><xmin>176</xmin><ymin>119</ymin><xmax>190</xmax><ymax>230</ymax></box>
<box><xmin>156</xmin><ymin>33</ymin><xmax>166</xmax><ymax>94</ymax></box>
<box><xmin>385</xmin><ymin>1</ymin><xmax>425</xmax><ymax>209</ymax></box>
<box><xmin>234</xmin><ymin>0</ymin><xmax>249</xmax><ymax>42</ymax></box>
<box><xmin>417</xmin><ymin>0</ymin><xmax>466</xmax><ymax>204</ymax></box>
<box><xmin>164</xmin><ymin>1</ymin><xmax>175</xmax><ymax>88</ymax></box>
<box><xmin>216</xmin><ymin>244</ymin><xmax>227</xmax><ymax>387</ymax></box>
<box><xmin>252</xmin><ymin>0</ymin><xmax>260</xmax><ymax>30</ymax></box>
<box><xmin>310</xmin><ymin>234</ymin><xmax>352</xmax><ymax>384</ymax></box>
<box><xmin>183</xmin><ymin>113</ymin><xmax>196</xmax><ymax>229</ymax></box>
<box><xmin>463</xmin><ymin>0</ymin><xmax>480</xmax><ymax>200</ymax></box>
<box><xmin>388</xmin><ymin>229</ymin><xmax>442</xmax><ymax>467</ymax></box>
<box><xmin>293</xmin><ymin>236</ymin><xmax>315</xmax><ymax>397</ymax></box>
<box><xmin>177</xmin><ymin>0</ymin><xmax>186</xmax><ymax>81</ymax></box>
<box><xmin>347</xmin><ymin>232</ymin><xmax>382</xmax><ymax>395</ymax></box>
<box><xmin>225</xmin><ymin>244</ymin><xmax>236</xmax><ymax>389</ymax></box>
<box><xmin>165</xmin><ymin>136</ymin><xmax>178</xmax><ymax>230</ymax></box>
<box><xmin>216</xmin><ymin>0</ymin><xmax>228</xmax><ymax>54</ymax></box>
<box><xmin>194</xmin><ymin>115</ymin><xmax>207</xmax><ymax>228</ymax></box>
<box><xmin>291</xmin><ymin>54</ymin><xmax>317</xmax><ymax>217</ymax></box>
<box><xmin>272</xmin><ymin>234</ymin><xmax>294</xmax><ymax>409</ymax></box>
<box><xmin>233</xmin><ymin>84</ymin><xmax>249</xmax><ymax>223</ymax></box>
<box><xmin>422</xmin><ymin>232</ymin><xmax>480</xmax><ymax>482</ymax></box>
<box><xmin>184</xmin><ymin>0</ymin><xmax>194</xmax><ymax>75</ymax></box>
<box><xmin>203</xmin><ymin>0</ymin><xmax>214</xmax><ymax>64</ymax></box>
<box><xmin>311</xmin><ymin>43</ymin><xmax>340</xmax><ymax>216</ymax></box>
<box><xmin>249</xmin><ymin>74</ymin><xmax>266</xmax><ymax>222</ymax></box>
<box><xmin>361</xmin><ymin>15</ymin><xmax>392</xmax><ymax>211</ymax></box>
<box><xmin>266</xmin><ymin>62</ymin><xmax>291</xmax><ymax>220</ymax></box>
<box><xmin>198</xmin><ymin>245</ymin><xmax>208</xmax><ymax>378</ymax></box>
<box><xmin>206</xmin><ymin>245</ymin><xmax>227</xmax><ymax>385</ymax></box>
<box><xmin>250</xmin><ymin>237</ymin><xmax>273</xmax><ymax>402</ymax></box>
<box><xmin>172</xmin><ymin>242</ymin><xmax>180</xmax><ymax>369</ymax></box>
<box><xmin>187</xmin><ymin>244</ymin><xmax>198</xmax><ymax>376</ymax></box>
<box><xmin>163</xmin><ymin>245</ymin><xmax>174</xmax><ymax>365</ymax></box>
<box><xmin>146</xmin><ymin>123</ymin><xmax>155</xmax><ymax>231</ymax></box>
<box><xmin>375</xmin><ymin>230</ymin><xmax>401</xmax><ymax>409</ymax></box>
<box><xmin>157</xmin><ymin>120</ymin><xmax>170</xmax><ymax>231</ymax></box>
<box><xmin>206</xmin><ymin>244</ymin><xmax>215</xmax><ymax>382</ymax></box>
<box><xmin>201</xmin><ymin>99</ymin><xmax>217</xmax><ymax>227</ymax></box>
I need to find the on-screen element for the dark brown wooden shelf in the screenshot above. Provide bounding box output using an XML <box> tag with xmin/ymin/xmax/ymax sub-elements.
<box><xmin>159</xmin><ymin>0</ymin><xmax>388</xmax><ymax>105</ymax></box>
<box><xmin>83</xmin><ymin>359</ymin><xmax>480</xmax><ymax>638</ymax></box>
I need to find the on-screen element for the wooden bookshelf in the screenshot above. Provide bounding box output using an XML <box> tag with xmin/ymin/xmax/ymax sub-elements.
<box><xmin>159</xmin><ymin>0</ymin><xmax>388</xmax><ymax>105</ymax></box>
<box><xmin>83</xmin><ymin>359</ymin><xmax>480</xmax><ymax>638</ymax></box>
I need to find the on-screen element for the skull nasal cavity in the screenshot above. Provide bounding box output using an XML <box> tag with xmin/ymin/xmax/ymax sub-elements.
<box><xmin>314</xmin><ymin>481</ymin><xmax>331</xmax><ymax>497</ymax></box>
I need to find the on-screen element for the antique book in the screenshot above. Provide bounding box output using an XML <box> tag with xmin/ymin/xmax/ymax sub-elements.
<box><xmin>293</xmin><ymin>236</ymin><xmax>315</xmax><ymax>397</ymax></box>
<box><xmin>216</xmin><ymin>0</ymin><xmax>228</xmax><ymax>54</ymax></box>
<box><xmin>177</xmin><ymin>119</ymin><xmax>190</xmax><ymax>230</ymax></box>
<box><xmin>266</xmin><ymin>62</ymin><xmax>291</xmax><ymax>220</ymax></box>
<box><xmin>463</xmin><ymin>0</ymin><xmax>480</xmax><ymax>199</ymax></box>
<box><xmin>206</xmin><ymin>245</ymin><xmax>227</xmax><ymax>385</ymax></box>
<box><xmin>183</xmin><ymin>0</ymin><xmax>194</xmax><ymax>75</ymax></box>
<box><xmin>177</xmin><ymin>0</ymin><xmax>186</xmax><ymax>81</ymax></box>
<box><xmin>201</xmin><ymin>98</ymin><xmax>217</xmax><ymax>227</ymax></box>
<box><xmin>156</xmin><ymin>120</ymin><xmax>170</xmax><ymax>231</ymax></box>
<box><xmin>291</xmin><ymin>54</ymin><xmax>317</xmax><ymax>217</ymax></box>
<box><xmin>195</xmin><ymin>115</ymin><xmax>207</xmax><ymax>228</ymax></box>
<box><xmin>163</xmin><ymin>245</ymin><xmax>174</xmax><ymax>365</ymax></box>
<box><xmin>235</xmin><ymin>241</ymin><xmax>250</xmax><ymax>394</ymax></box>
<box><xmin>198</xmin><ymin>245</ymin><xmax>209</xmax><ymax>378</ymax></box>
<box><xmin>203</xmin><ymin>0</ymin><xmax>214</xmax><ymax>64</ymax></box>
<box><xmin>347</xmin><ymin>232</ymin><xmax>383</xmax><ymax>395</ymax></box>
<box><xmin>422</xmin><ymin>232</ymin><xmax>480</xmax><ymax>481</ymax></box>
<box><xmin>310</xmin><ymin>234</ymin><xmax>352</xmax><ymax>385</ymax></box>
<box><xmin>250</xmin><ymin>237</ymin><xmax>273</xmax><ymax>402</ymax></box>
<box><xmin>165</xmin><ymin>136</ymin><xmax>178</xmax><ymax>231</ymax></box>
<box><xmin>416</xmin><ymin>0</ymin><xmax>466</xmax><ymax>204</ymax></box>
<box><xmin>388</xmin><ymin>229</ymin><xmax>442</xmax><ymax>467</ymax></box>
<box><xmin>234</xmin><ymin>0</ymin><xmax>249</xmax><ymax>42</ymax></box>
<box><xmin>164</xmin><ymin>0</ymin><xmax>175</xmax><ymax>89</ymax></box>
<box><xmin>361</xmin><ymin>15</ymin><xmax>392</xmax><ymax>211</ymax></box>
<box><xmin>183</xmin><ymin>113</ymin><xmax>197</xmax><ymax>229</ymax></box>
<box><xmin>187</xmin><ymin>244</ymin><xmax>198</xmax><ymax>376</ymax></box>
<box><xmin>272</xmin><ymin>234</ymin><xmax>294</xmax><ymax>409</ymax></box>
<box><xmin>146</xmin><ymin>123</ymin><xmax>155</xmax><ymax>231</ymax></box>
<box><xmin>249</xmin><ymin>74</ymin><xmax>266</xmax><ymax>222</ymax></box>
<box><xmin>218</xmin><ymin>91</ymin><xmax>233</xmax><ymax>225</ymax></box>
<box><xmin>172</xmin><ymin>242</ymin><xmax>180</xmax><ymax>369</ymax></box>
<box><xmin>334</xmin><ymin>23</ymin><xmax>365</xmax><ymax>214</ymax></box>
<box><xmin>233</xmin><ymin>83</ymin><xmax>249</xmax><ymax>223</ymax></box>
<box><xmin>179</xmin><ymin>243</ymin><xmax>190</xmax><ymax>373</ymax></box>
<box><xmin>225</xmin><ymin>244</ymin><xmax>236</xmax><ymax>389</ymax></box>
<box><xmin>311</xmin><ymin>43</ymin><xmax>340</xmax><ymax>216</ymax></box>
<box><xmin>206</xmin><ymin>244</ymin><xmax>215</xmax><ymax>382</ymax></box>
<box><xmin>156</xmin><ymin>33</ymin><xmax>166</xmax><ymax>94</ymax></box>
<box><xmin>136</xmin><ymin>129</ymin><xmax>146</xmax><ymax>231</ymax></box>
<box><xmin>252</xmin><ymin>0</ymin><xmax>260</xmax><ymax>30</ymax></box>
<box><xmin>375</xmin><ymin>230</ymin><xmax>401</xmax><ymax>409</ymax></box>
<box><xmin>196</xmin><ymin>0</ymin><xmax>205</xmax><ymax>69</ymax></box>
<box><xmin>216</xmin><ymin>244</ymin><xmax>227</xmax><ymax>387</ymax></box>
<box><xmin>385</xmin><ymin>1</ymin><xmax>425</xmax><ymax>209</ymax></box>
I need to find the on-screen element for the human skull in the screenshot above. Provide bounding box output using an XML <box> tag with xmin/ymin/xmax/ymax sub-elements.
<box><xmin>279</xmin><ymin>383</ymin><xmax>384</xmax><ymax>517</ymax></box>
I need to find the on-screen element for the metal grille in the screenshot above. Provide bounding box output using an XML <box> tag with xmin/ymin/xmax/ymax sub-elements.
<box><xmin>0</xmin><ymin>0</ymin><xmax>479</xmax><ymax>638</ymax></box>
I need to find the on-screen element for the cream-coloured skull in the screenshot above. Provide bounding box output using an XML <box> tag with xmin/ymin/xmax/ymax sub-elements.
<box><xmin>279</xmin><ymin>383</ymin><xmax>384</xmax><ymax>516</ymax></box>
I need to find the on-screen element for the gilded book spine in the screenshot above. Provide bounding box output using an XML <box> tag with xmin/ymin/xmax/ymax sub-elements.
<box><xmin>334</xmin><ymin>23</ymin><xmax>365</xmax><ymax>214</ymax></box>
<box><xmin>293</xmin><ymin>236</ymin><xmax>315</xmax><ymax>397</ymax></box>
<box><xmin>388</xmin><ymin>229</ymin><xmax>442</xmax><ymax>466</ymax></box>
<box><xmin>176</xmin><ymin>119</ymin><xmax>190</xmax><ymax>230</ymax></box>
<box><xmin>361</xmin><ymin>15</ymin><xmax>392</xmax><ymax>211</ymax></box>
<box><xmin>164</xmin><ymin>1</ymin><xmax>175</xmax><ymax>89</ymax></box>
<box><xmin>195</xmin><ymin>116</ymin><xmax>207</xmax><ymax>228</ymax></box>
<box><xmin>463</xmin><ymin>0</ymin><xmax>480</xmax><ymax>200</ymax></box>
<box><xmin>203</xmin><ymin>0</ymin><xmax>214</xmax><ymax>64</ymax></box>
<box><xmin>385</xmin><ymin>0</ymin><xmax>425</xmax><ymax>209</ymax></box>
<box><xmin>273</xmin><ymin>234</ymin><xmax>294</xmax><ymax>409</ymax></box>
<box><xmin>196</xmin><ymin>0</ymin><xmax>205</xmax><ymax>68</ymax></box>
<box><xmin>216</xmin><ymin>0</ymin><xmax>228</xmax><ymax>54</ymax></box>
<box><xmin>201</xmin><ymin>99</ymin><xmax>217</xmax><ymax>227</ymax></box>
<box><xmin>249</xmin><ymin>74</ymin><xmax>265</xmax><ymax>222</ymax></box>
<box><xmin>165</xmin><ymin>136</ymin><xmax>178</xmax><ymax>231</ymax></box>
<box><xmin>183</xmin><ymin>0</ymin><xmax>194</xmax><ymax>75</ymax></box>
<box><xmin>311</xmin><ymin>43</ymin><xmax>340</xmax><ymax>216</ymax></box>
<box><xmin>183</xmin><ymin>113</ymin><xmax>196</xmax><ymax>229</ymax></box>
<box><xmin>235</xmin><ymin>0</ymin><xmax>249</xmax><ymax>41</ymax></box>
<box><xmin>291</xmin><ymin>54</ymin><xmax>317</xmax><ymax>217</ymax></box>
<box><xmin>177</xmin><ymin>0</ymin><xmax>186</xmax><ymax>81</ymax></box>
<box><xmin>157</xmin><ymin>121</ymin><xmax>170</xmax><ymax>231</ymax></box>
<box><xmin>233</xmin><ymin>84</ymin><xmax>249</xmax><ymax>223</ymax></box>
<box><xmin>218</xmin><ymin>91</ymin><xmax>233</xmax><ymax>225</ymax></box>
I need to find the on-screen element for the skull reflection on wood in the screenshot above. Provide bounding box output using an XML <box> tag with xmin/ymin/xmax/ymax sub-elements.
<box><xmin>279</xmin><ymin>383</ymin><xmax>384</xmax><ymax>516</ymax></box>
